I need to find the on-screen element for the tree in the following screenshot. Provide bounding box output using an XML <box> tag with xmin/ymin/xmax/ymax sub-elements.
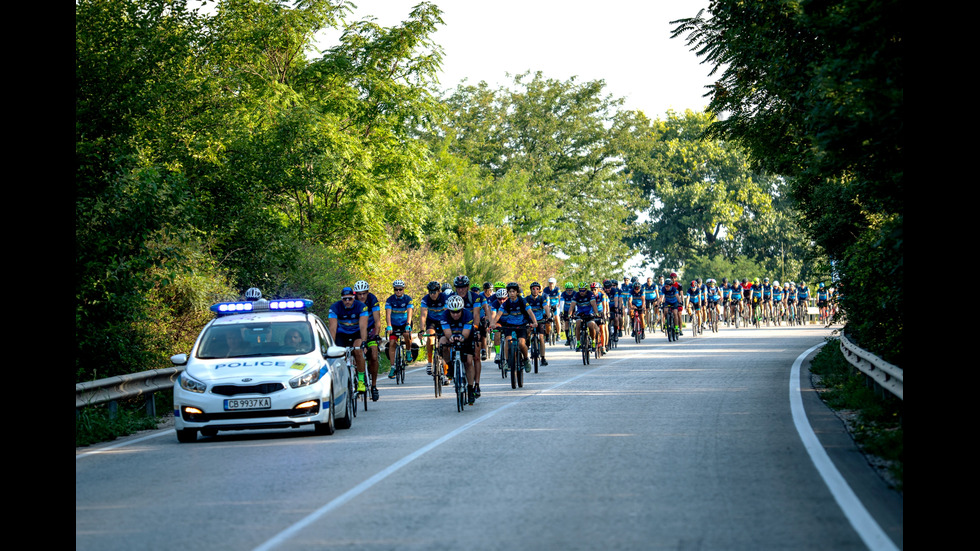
<box><xmin>673</xmin><ymin>0</ymin><xmax>902</xmax><ymax>363</ymax></box>
<box><xmin>438</xmin><ymin>72</ymin><xmax>639</xmax><ymax>277</ymax></box>
<box><xmin>619</xmin><ymin>109</ymin><xmax>778</xmax><ymax>272</ymax></box>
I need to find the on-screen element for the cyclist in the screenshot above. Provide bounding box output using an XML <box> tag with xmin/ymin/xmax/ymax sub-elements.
<box><xmin>685</xmin><ymin>280</ymin><xmax>703</xmax><ymax>332</ymax></box>
<box><xmin>643</xmin><ymin>276</ymin><xmax>659</xmax><ymax>330</ymax></box>
<box><xmin>440</xmin><ymin>294</ymin><xmax>476</xmax><ymax>400</ymax></box>
<box><xmin>419</xmin><ymin>280</ymin><xmax>447</xmax><ymax>376</ymax></box>
<box><xmin>558</xmin><ymin>282</ymin><xmax>577</xmax><ymax>345</ymax></box>
<box><xmin>592</xmin><ymin>282</ymin><xmax>610</xmax><ymax>352</ymax></box>
<box><xmin>761</xmin><ymin>277</ymin><xmax>774</xmax><ymax>324</ymax></box>
<box><xmin>489</xmin><ymin>287</ymin><xmax>507</xmax><ymax>366</ymax></box>
<box><xmin>479</xmin><ymin>282</ymin><xmax>496</xmax><ymax>360</ymax></box>
<box><xmin>353</xmin><ymin>280</ymin><xmax>383</xmax><ymax>401</ymax></box>
<box><xmin>627</xmin><ymin>281</ymin><xmax>646</xmax><ymax>338</ymax></box>
<box><xmin>705</xmin><ymin>279</ymin><xmax>722</xmax><ymax>325</ymax></box>
<box><xmin>385</xmin><ymin>279</ymin><xmax>414</xmax><ymax>379</ymax></box>
<box><xmin>327</xmin><ymin>287</ymin><xmax>369</xmax><ymax>393</ymax></box>
<box><xmin>453</xmin><ymin>275</ymin><xmax>487</xmax><ymax>396</ymax></box>
<box><xmin>543</xmin><ymin>278</ymin><xmax>561</xmax><ymax>343</ymax></box>
<box><xmin>817</xmin><ymin>282</ymin><xmax>830</xmax><ymax>322</ymax></box>
<box><xmin>525</xmin><ymin>281</ymin><xmax>551</xmax><ymax>366</ymax></box>
<box><xmin>750</xmin><ymin>278</ymin><xmax>763</xmax><ymax>325</ymax></box>
<box><xmin>772</xmin><ymin>280</ymin><xmax>785</xmax><ymax>324</ymax></box>
<box><xmin>569</xmin><ymin>282</ymin><xmax>600</xmax><ymax>352</ymax></box>
<box><xmin>662</xmin><ymin>276</ymin><xmax>683</xmax><ymax>336</ymax></box>
<box><xmin>797</xmin><ymin>282</ymin><xmax>811</xmax><ymax>322</ymax></box>
<box><xmin>494</xmin><ymin>282</ymin><xmax>538</xmax><ymax>373</ymax></box>
<box><xmin>602</xmin><ymin>280</ymin><xmax>621</xmax><ymax>342</ymax></box>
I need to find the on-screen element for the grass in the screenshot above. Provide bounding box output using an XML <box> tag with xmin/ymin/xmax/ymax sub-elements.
<box><xmin>76</xmin><ymin>399</ymin><xmax>164</xmax><ymax>448</ymax></box>
<box><xmin>809</xmin><ymin>338</ymin><xmax>903</xmax><ymax>491</ymax></box>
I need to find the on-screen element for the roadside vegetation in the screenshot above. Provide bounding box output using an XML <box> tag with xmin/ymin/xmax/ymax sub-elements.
<box><xmin>809</xmin><ymin>339</ymin><xmax>903</xmax><ymax>490</ymax></box>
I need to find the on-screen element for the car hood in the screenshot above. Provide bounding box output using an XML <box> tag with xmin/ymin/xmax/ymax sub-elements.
<box><xmin>184</xmin><ymin>354</ymin><xmax>323</xmax><ymax>383</ymax></box>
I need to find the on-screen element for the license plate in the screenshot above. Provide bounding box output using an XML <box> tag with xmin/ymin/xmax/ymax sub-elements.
<box><xmin>224</xmin><ymin>397</ymin><xmax>271</xmax><ymax>410</ymax></box>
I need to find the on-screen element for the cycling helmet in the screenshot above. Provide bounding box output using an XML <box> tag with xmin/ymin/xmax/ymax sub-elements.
<box><xmin>578</xmin><ymin>282</ymin><xmax>589</xmax><ymax>290</ymax></box>
<box><xmin>353</xmin><ymin>280</ymin><xmax>370</xmax><ymax>292</ymax></box>
<box><xmin>454</xmin><ymin>275</ymin><xmax>470</xmax><ymax>287</ymax></box>
<box><xmin>427</xmin><ymin>281</ymin><xmax>441</xmax><ymax>292</ymax></box>
<box><xmin>506</xmin><ymin>281</ymin><xmax>520</xmax><ymax>291</ymax></box>
<box><xmin>774</xmin><ymin>280</ymin><xmax>780</xmax><ymax>286</ymax></box>
<box><xmin>665</xmin><ymin>278</ymin><xmax>673</xmax><ymax>286</ymax></box>
<box><xmin>494</xmin><ymin>281</ymin><xmax>505</xmax><ymax>289</ymax></box>
<box><xmin>471</xmin><ymin>286</ymin><xmax>479</xmax><ymax>293</ymax></box>
<box><xmin>245</xmin><ymin>287</ymin><xmax>262</xmax><ymax>301</ymax></box>
<box><xmin>530</xmin><ymin>281</ymin><xmax>541</xmax><ymax>289</ymax></box>
<box><xmin>819</xmin><ymin>282</ymin><xmax>825</xmax><ymax>288</ymax></box>
<box><xmin>630</xmin><ymin>276</ymin><xmax>638</xmax><ymax>284</ymax></box>
<box><xmin>548</xmin><ymin>277</ymin><xmax>557</xmax><ymax>284</ymax></box>
<box><xmin>483</xmin><ymin>281</ymin><xmax>493</xmax><ymax>290</ymax></box>
<box><xmin>392</xmin><ymin>279</ymin><xmax>405</xmax><ymax>288</ymax></box>
<box><xmin>763</xmin><ymin>277</ymin><xmax>769</xmax><ymax>282</ymax></box>
<box><xmin>496</xmin><ymin>288</ymin><xmax>507</xmax><ymax>299</ymax></box>
<box><xmin>670</xmin><ymin>272</ymin><xmax>678</xmax><ymax>279</ymax></box>
<box><xmin>590</xmin><ymin>282</ymin><xmax>599</xmax><ymax>290</ymax></box>
<box><xmin>633</xmin><ymin>282</ymin><xmax>641</xmax><ymax>289</ymax></box>
<box><xmin>446</xmin><ymin>295</ymin><xmax>465</xmax><ymax>311</ymax></box>
<box><xmin>565</xmin><ymin>282</ymin><xmax>574</xmax><ymax>289</ymax></box>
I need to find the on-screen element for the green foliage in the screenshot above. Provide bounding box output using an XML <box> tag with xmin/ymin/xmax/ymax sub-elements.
<box><xmin>76</xmin><ymin>401</ymin><xmax>162</xmax><ymax>448</ymax></box>
<box><xmin>673</xmin><ymin>0</ymin><xmax>902</xmax><ymax>363</ymax></box>
<box><xmin>619</xmin><ymin>109</ymin><xmax>807</xmax><ymax>276</ymax></box>
<box><xmin>437</xmin><ymin>73</ymin><xmax>639</xmax><ymax>275</ymax></box>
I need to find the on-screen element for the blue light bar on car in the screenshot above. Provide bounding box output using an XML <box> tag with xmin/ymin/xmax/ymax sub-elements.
<box><xmin>269</xmin><ymin>299</ymin><xmax>313</xmax><ymax>311</ymax></box>
<box><xmin>210</xmin><ymin>298</ymin><xmax>312</xmax><ymax>315</ymax></box>
<box><xmin>211</xmin><ymin>302</ymin><xmax>254</xmax><ymax>314</ymax></box>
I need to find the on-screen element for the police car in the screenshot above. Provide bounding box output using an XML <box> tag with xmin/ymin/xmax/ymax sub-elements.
<box><xmin>170</xmin><ymin>294</ymin><xmax>354</xmax><ymax>442</ymax></box>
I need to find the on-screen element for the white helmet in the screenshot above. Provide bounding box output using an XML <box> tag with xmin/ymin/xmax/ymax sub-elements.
<box><xmin>353</xmin><ymin>280</ymin><xmax>370</xmax><ymax>292</ymax></box>
<box><xmin>496</xmin><ymin>288</ymin><xmax>507</xmax><ymax>299</ymax></box>
<box><xmin>245</xmin><ymin>287</ymin><xmax>262</xmax><ymax>301</ymax></box>
<box><xmin>392</xmin><ymin>279</ymin><xmax>405</xmax><ymax>288</ymax></box>
<box><xmin>548</xmin><ymin>277</ymin><xmax>557</xmax><ymax>284</ymax></box>
<box><xmin>446</xmin><ymin>295</ymin><xmax>465</xmax><ymax>311</ymax></box>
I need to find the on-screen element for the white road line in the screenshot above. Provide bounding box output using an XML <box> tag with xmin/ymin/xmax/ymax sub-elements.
<box><xmin>252</xmin><ymin>354</ymin><xmax>638</xmax><ymax>551</ymax></box>
<box><xmin>790</xmin><ymin>343</ymin><xmax>898</xmax><ymax>551</ymax></box>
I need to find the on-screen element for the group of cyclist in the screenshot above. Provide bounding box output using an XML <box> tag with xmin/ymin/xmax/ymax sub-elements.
<box><xmin>325</xmin><ymin>274</ymin><xmax>833</xmax><ymax>405</ymax></box>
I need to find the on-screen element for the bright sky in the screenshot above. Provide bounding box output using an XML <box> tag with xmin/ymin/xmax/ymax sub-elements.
<box><xmin>327</xmin><ymin>0</ymin><xmax>714</xmax><ymax>119</ymax></box>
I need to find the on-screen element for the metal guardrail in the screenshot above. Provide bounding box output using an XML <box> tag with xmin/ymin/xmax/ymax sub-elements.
<box><xmin>75</xmin><ymin>366</ymin><xmax>184</xmax><ymax>416</ymax></box>
<box><xmin>839</xmin><ymin>334</ymin><xmax>903</xmax><ymax>400</ymax></box>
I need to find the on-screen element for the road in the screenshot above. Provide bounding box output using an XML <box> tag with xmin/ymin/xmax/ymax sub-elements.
<box><xmin>76</xmin><ymin>324</ymin><xmax>903</xmax><ymax>550</ymax></box>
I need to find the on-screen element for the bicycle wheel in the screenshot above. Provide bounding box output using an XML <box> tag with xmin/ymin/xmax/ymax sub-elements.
<box><xmin>454</xmin><ymin>356</ymin><xmax>465</xmax><ymax>412</ymax></box>
<box><xmin>348</xmin><ymin>366</ymin><xmax>358</xmax><ymax>418</ymax></box>
<box><xmin>509</xmin><ymin>339</ymin><xmax>518</xmax><ymax>389</ymax></box>
<box><xmin>434</xmin><ymin>360</ymin><xmax>442</xmax><ymax>398</ymax></box>
<box><xmin>530</xmin><ymin>330</ymin><xmax>539</xmax><ymax>374</ymax></box>
<box><xmin>634</xmin><ymin>315</ymin><xmax>641</xmax><ymax>343</ymax></box>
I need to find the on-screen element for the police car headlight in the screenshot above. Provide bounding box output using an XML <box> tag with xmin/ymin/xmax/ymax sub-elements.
<box><xmin>179</xmin><ymin>373</ymin><xmax>206</xmax><ymax>394</ymax></box>
<box><xmin>289</xmin><ymin>369</ymin><xmax>321</xmax><ymax>389</ymax></box>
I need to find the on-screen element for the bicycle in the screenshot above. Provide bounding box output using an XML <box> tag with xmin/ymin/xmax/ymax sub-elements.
<box><xmin>528</xmin><ymin>323</ymin><xmax>544</xmax><ymax>374</ymax></box>
<box><xmin>342</xmin><ymin>347</ymin><xmax>361</xmax><ymax>417</ymax></box>
<box><xmin>707</xmin><ymin>304</ymin><xmax>719</xmax><ymax>333</ymax></box>
<box><xmin>448</xmin><ymin>340</ymin><xmax>467</xmax><ymax>412</ymax></box>
<box><xmin>663</xmin><ymin>305</ymin><xmax>679</xmax><ymax>342</ymax></box>
<box><xmin>632</xmin><ymin>308</ymin><xmax>644</xmax><ymax>343</ymax></box>
<box><xmin>575</xmin><ymin>317</ymin><xmax>591</xmax><ymax>365</ymax></box>
<box><xmin>387</xmin><ymin>329</ymin><xmax>408</xmax><ymax>385</ymax></box>
<box><xmin>506</xmin><ymin>329</ymin><xmax>524</xmax><ymax>389</ymax></box>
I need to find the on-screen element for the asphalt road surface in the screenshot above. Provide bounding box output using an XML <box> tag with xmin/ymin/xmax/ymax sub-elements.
<box><xmin>76</xmin><ymin>323</ymin><xmax>903</xmax><ymax>550</ymax></box>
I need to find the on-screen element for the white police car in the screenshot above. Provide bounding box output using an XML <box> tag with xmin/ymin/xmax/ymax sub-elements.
<box><xmin>171</xmin><ymin>296</ymin><xmax>354</xmax><ymax>442</ymax></box>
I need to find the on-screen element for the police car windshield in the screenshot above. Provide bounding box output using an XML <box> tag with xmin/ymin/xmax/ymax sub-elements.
<box><xmin>196</xmin><ymin>322</ymin><xmax>315</xmax><ymax>359</ymax></box>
